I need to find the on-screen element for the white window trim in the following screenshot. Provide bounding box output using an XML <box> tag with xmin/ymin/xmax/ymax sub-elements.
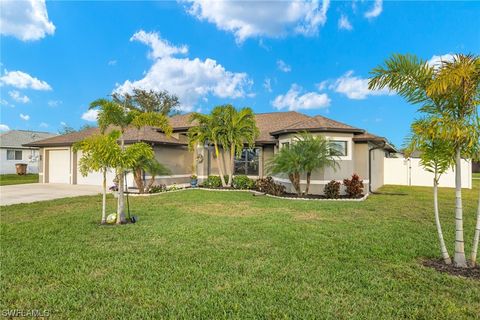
<box><xmin>326</xmin><ymin>136</ymin><xmax>352</xmax><ymax>161</ymax></box>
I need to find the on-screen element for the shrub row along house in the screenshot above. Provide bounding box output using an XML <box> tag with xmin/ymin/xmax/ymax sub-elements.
<box><xmin>25</xmin><ymin>111</ymin><xmax>396</xmax><ymax>194</ymax></box>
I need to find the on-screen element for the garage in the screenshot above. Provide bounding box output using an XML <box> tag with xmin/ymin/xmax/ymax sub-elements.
<box><xmin>48</xmin><ymin>149</ymin><xmax>70</xmax><ymax>183</ymax></box>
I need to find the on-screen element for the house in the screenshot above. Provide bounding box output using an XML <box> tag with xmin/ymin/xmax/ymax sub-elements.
<box><xmin>24</xmin><ymin>111</ymin><xmax>396</xmax><ymax>193</ymax></box>
<box><xmin>0</xmin><ymin>130</ymin><xmax>57</xmax><ymax>174</ymax></box>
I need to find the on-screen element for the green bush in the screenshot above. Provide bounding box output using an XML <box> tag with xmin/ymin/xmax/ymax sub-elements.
<box><xmin>149</xmin><ymin>184</ymin><xmax>167</xmax><ymax>193</ymax></box>
<box><xmin>202</xmin><ymin>175</ymin><xmax>222</xmax><ymax>188</ymax></box>
<box><xmin>232</xmin><ymin>175</ymin><xmax>256</xmax><ymax>189</ymax></box>
<box><xmin>255</xmin><ymin>177</ymin><xmax>286</xmax><ymax>196</ymax></box>
<box><xmin>324</xmin><ymin>180</ymin><xmax>340</xmax><ymax>199</ymax></box>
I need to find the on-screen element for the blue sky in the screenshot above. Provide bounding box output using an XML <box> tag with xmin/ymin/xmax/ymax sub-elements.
<box><xmin>0</xmin><ymin>0</ymin><xmax>479</xmax><ymax>147</ymax></box>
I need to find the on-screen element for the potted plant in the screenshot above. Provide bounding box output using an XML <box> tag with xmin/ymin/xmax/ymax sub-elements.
<box><xmin>190</xmin><ymin>174</ymin><xmax>198</xmax><ymax>188</ymax></box>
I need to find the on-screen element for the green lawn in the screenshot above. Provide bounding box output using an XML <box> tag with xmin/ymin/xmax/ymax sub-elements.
<box><xmin>473</xmin><ymin>172</ymin><xmax>480</xmax><ymax>179</ymax></box>
<box><xmin>0</xmin><ymin>173</ymin><xmax>38</xmax><ymax>186</ymax></box>
<box><xmin>1</xmin><ymin>182</ymin><xmax>479</xmax><ymax>319</ymax></box>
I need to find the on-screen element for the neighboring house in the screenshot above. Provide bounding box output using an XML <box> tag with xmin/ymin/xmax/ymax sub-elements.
<box><xmin>25</xmin><ymin>111</ymin><xmax>396</xmax><ymax>193</ymax></box>
<box><xmin>0</xmin><ymin>130</ymin><xmax>58</xmax><ymax>174</ymax></box>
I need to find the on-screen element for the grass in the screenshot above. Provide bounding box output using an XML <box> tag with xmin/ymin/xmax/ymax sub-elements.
<box><xmin>1</xmin><ymin>182</ymin><xmax>479</xmax><ymax>319</ymax></box>
<box><xmin>0</xmin><ymin>173</ymin><xmax>38</xmax><ymax>186</ymax></box>
<box><xmin>473</xmin><ymin>172</ymin><xmax>480</xmax><ymax>179</ymax></box>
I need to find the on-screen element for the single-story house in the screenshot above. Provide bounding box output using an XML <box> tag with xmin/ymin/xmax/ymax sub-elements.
<box><xmin>24</xmin><ymin>111</ymin><xmax>396</xmax><ymax>194</ymax></box>
<box><xmin>0</xmin><ymin>130</ymin><xmax>57</xmax><ymax>174</ymax></box>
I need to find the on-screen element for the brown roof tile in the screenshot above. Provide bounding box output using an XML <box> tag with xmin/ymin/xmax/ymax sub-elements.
<box><xmin>270</xmin><ymin>115</ymin><xmax>363</xmax><ymax>135</ymax></box>
<box><xmin>24</xmin><ymin>126</ymin><xmax>186</xmax><ymax>147</ymax></box>
<box><xmin>254</xmin><ymin>111</ymin><xmax>311</xmax><ymax>143</ymax></box>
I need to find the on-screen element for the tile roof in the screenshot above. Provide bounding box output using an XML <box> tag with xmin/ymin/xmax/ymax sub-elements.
<box><xmin>0</xmin><ymin>130</ymin><xmax>57</xmax><ymax>148</ymax></box>
<box><xmin>270</xmin><ymin>115</ymin><xmax>363</xmax><ymax>135</ymax></box>
<box><xmin>24</xmin><ymin>126</ymin><xmax>187</xmax><ymax>147</ymax></box>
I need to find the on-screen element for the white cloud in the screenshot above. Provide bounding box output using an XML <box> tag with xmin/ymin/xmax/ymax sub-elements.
<box><xmin>338</xmin><ymin>14</ymin><xmax>352</xmax><ymax>30</ymax></box>
<box><xmin>81</xmin><ymin>109</ymin><xmax>98</xmax><ymax>122</ymax></box>
<box><xmin>331</xmin><ymin>70</ymin><xmax>392</xmax><ymax>99</ymax></box>
<box><xmin>0</xmin><ymin>124</ymin><xmax>10</xmax><ymax>131</ymax></box>
<box><xmin>48</xmin><ymin>100</ymin><xmax>62</xmax><ymax>107</ymax></box>
<box><xmin>9</xmin><ymin>90</ymin><xmax>30</xmax><ymax>103</ymax></box>
<box><xmin>115</xmin><ymin>30</ymin><xmax>252</xmax><ymax>111</ymax></box>
<box><xmin>277</xmin><ymin>60</ymin><xmax>291</xmax><ymax>73</ymax></box>
<box><xmin>1</xmin><ymin>98</ymin><xmax>14</xmax><ymax>108</ymax></box>
<box><xmin>60</xmin><ymin>121</ymin><xmax>67</xmax><ymax>126</ymax></box>
<box><xmin>272</xmin><ymin>84</ymin><xmax>331</xmax><ymax>111</ymax></box>
<box><xmin>19</xmin><ymin>113</ymin><xmax>30</xmax><ymax>121</ymax></box>
<box><xmin>427</xmin><ymin>53</ymin><xmax>454</xmax><ymax>68</ymax></box>
<box><xmin>316</xmin><ymin>80</ymin><xmax>328</xmax><ymax>91</ymax></box>
<box><xmin>184</xmin><ymin>0</ymin><xmax>330</xmax><ymax>43</ymax></box>
<box><xmin>108</xmin><ymin>60</ymin><xmax>117</xmax><ymax>66</ymax></box>
<box><xmin>0</xmin><ymin>70</ymin><xmax>52</xmax><ymax>90</ymax></box>
<box><xmin>364</xmin><ymin>0</ymin><xmax>383</xmax><ymax>19</ymax></box>
<box><xmin>0</xmin><ymin>0</ymin><xmax>55</xmax><ymax>41</ymax></box>
<box><xmin>263</xmin><ymin>78</ymin><xmax>272</xmax><ymax>93</ymax></box>
<box><xmin>39</xmin><ymin>122</ymin><xmax>48</xmax><ymax>128</ymax></box>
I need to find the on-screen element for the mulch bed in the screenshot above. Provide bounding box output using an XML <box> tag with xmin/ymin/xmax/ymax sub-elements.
<box><xmin>279</xmin><ymin>193</ymin><xmax>365</xmax><ymax>199</ymax></box>
<box><xmin>422</xmin><ymin>259</ymin><xmax>480</xmax><ymax>280</ymax></box>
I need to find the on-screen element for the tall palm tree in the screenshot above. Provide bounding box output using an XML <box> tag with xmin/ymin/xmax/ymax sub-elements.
<box><xmin>406</xmin><ymin>118</ymin><xmax>455</xmax><ymax>264</ymax></box>
<box><xmin>188</xmin><ymin>111</ymin><xmax>228</xmax><ymax>187</ymax></box>
<box><xmin>369</xmin><ymin>53</ymin><xmax>480</xmax><ymax>267</ymax></box>
<box><xmin>216</xmin><ymin>105</ymin><xmax>259</xmax><ymax>187</ymax></box>
<box><xmin>90</xmin><ymin>96</ymin><xmax>172</xmax><ymax>224</ymax></box>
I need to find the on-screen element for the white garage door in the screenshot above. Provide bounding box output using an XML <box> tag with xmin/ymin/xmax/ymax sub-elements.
<box><xmin>76</xmin><ymin>151</ymin><xmax>116</xmax><ymax>186</ymax></box>
<box><xmin>48</xmin><ymin>149</ymin><xmax>70</xmax><ymax>183</ymax></box>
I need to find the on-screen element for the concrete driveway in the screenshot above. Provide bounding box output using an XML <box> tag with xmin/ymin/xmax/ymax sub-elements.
<box><xmin>0</xmin><ymin>183</ymin><xmax>102</xmax><ymax>206</ymax></box>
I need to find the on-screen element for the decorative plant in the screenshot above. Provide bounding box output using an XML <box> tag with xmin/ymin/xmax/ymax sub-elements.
<box><xmin>343</xmin><ymin>174</ymin><xmax>364</xmax><ymax>198</ymax></box>
<box><xmin>148</xmin><ymin>184</ymin><xmax>167</xmax><ymax>194</ymax></box>
<box><xmin>202</xmin><ymin>175</ymin><xmax>223</xmax><ymax>188</ymax></box>
<box><xmin>232</xmin><ymin>175</ymin><xmax>255</xmax><ymax>190</ymax></box>
<box><xmin>255</xmin><ymin>177</ymin><xmax>286</xmax><ymax>196</ymax></box>
<box><xmin>324</xmin><ymin>180</ymin><xmax>341</xmax><ymax>199</ymax></box>
<box><xmin>190</xmin><ymin>175</ymin><xmax>197</xmax><ymax>180</ymax></box>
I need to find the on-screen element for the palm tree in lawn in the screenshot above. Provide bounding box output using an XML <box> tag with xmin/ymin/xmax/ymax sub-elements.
<box><xmin>406</xmin><ymin>118</ymin><xmax>455</xmax><ymax>264</ymax></box>
<box><xmin>217</xmin><ymin>105</ymin><xmax>259</xmax><ymax>187</ymax></box>
<box><xmin>369</xmin><ymin>53</ymin><xmax>480</xmax><ymax>267</ymax></box>
<box><xmin>295</xmin><ymin>132</ymin><xmax>339</xmax><ymax>195</ymax></box>
<box><xmin>267</xmin><ymin>144</ymin><xmax>304</xmax><ymax>195</ymax></box>
<box><xmin>74</xmin><ymin>131</ymin><xmax>121</xmax><ymax>224</ymax></box>
<box><xmin>90</xmin><ymin>96</ymin><xmax>172</xmax><ymax>223</ymax></box>
<box><xmin>471</xmin><ymin>148</ymin><xmax>480</xmax><ymax>266</ymax></box>
<box><xmin>188</xmin><ymin>110</ymin><xmax>228</xmax><ymax>187</ymax></box>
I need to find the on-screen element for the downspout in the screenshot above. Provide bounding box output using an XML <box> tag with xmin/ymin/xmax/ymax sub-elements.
<box><xmin>368</xmin><ymin>141</ymin><xmax>386</xmax><ymax>194</ymax></box>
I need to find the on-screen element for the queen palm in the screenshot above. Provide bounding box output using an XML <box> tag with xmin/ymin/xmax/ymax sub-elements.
<box><xmin>90</xmin><ymin>96</ymin><xmax>172</xmax><ymax>224</ymax></box>
<box><xmin>369</xmin><ymin>53</ymin><xmax>480</xmax><ymax>267</ymax></box>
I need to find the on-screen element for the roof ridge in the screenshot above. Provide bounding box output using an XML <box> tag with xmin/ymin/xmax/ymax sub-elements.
<box><xmin>313</xmin><ymin>115</ymin><xmax>360</xmax><ymax>130</ymax></box>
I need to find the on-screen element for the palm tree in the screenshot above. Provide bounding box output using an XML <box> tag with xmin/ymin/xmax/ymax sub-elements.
<box><xmin>143</xmin><ymin>159</ymin><xmax>171</xmax><ymax>193</ymax></box>
<box><xmin>188</xmin><ymin>110</ymin><xmax>228</xmax><ymax>187</ymax></box>
<box><xmin>406</xmin><ymin>118</ymin><xmax>455</xmax><ymax>264</ymax></box>
<box><xmin>74</xmin><ymin>131</ymin><xmax>121</xmax><ymax>224</ymax></box>
<box><xmin>216</xmin><ymin>105</ymin><xmax>259</xmax><ymax>187</ymax></box>
<box><xmin>369</xmin><ymin>53</ymin><xmax>480</xmax><ymax>267</ymax></box>
<box><xmin>90</xmin><ymin>96</ymin><xmax>172</xmax><ymax>224</ymax></box>
<box><xmin>296</xmin><ymin>132</ymin><xmax>339</xmax><ymax>195</ymax></box>
<box><xmin>470</xmin><ymin>148</ymin><xmax>480</xmax><ymax>266</ymax></box>
<box><xmin>267</xmin><ymin>133</ymin><xmax>338</xmax><ymax>196</ymax></box>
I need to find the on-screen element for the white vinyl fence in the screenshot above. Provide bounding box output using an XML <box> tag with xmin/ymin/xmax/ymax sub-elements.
<box><xmin>384</xmin><ymin>158</ymin><xmax>472</xmax><ymax>189</ymax></box>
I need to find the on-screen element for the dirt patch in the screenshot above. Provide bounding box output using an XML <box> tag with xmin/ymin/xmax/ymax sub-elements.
<box><xmin>422</xmin><ymin>259</ymin><xmax>480</xmax><ymax>280</ymax></box>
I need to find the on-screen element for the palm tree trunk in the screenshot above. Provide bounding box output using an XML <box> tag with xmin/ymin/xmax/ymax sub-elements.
<box><xmin>305</xmin><ymin>172</ymin><xmax>311</xmax><ymax>195</ymax></box>
<box><xmin>214</xmin><ymin>143</ymin><xmax>227</xmax><ymax>187</ymax></box>
<box><xmin>101</xmin><ymin>168</ymin><xmax>107</xmax><ymax>224</ymax></box>
<box><xmin>288</xmin><ymin>173</ymin><xmax>301</xmax><ymax>195</ymax></box>
<box><xmin>471</xmin><ymin>187</ymin><xmax>480</xmax><ymax>266</ymax></box>
<box><xmin>227</xmin><ymin>146</ymin><xmax>235</xmax><ymax>187</ymax></box>
<box><xmin>146</xmin><ymin>174</ymin><xmax>156</xmax><ymax>193</ymax></box>
<box><xmin>116</xmin><ymin>137</ymin><xmax>127</xmax><ymax>224</ymax></box>
<box><xmin>433</xmin><ymin>176</ymin><xmax>451</xmax><ymax>264</ymax></box>
<box><xmin>453</xmin><ymin>147</ymin><xmax>467</xmax><ymax>267</ymax></box>
<box><xmin>133</xmin><ymin>167</ymin><xmax>144</xmax><ymax>193</ymax></box>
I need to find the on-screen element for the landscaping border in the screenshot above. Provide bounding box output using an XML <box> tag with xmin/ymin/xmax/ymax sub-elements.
<box><xmin>125</xmin><ymin>187</ymin><xmax>369</xmax><ymax>201</ymax></box>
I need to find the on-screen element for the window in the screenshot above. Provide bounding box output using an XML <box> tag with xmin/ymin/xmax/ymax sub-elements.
<box><xmin>281</xmin><ymin>142</ymin><xmax>290</xmax><ymax>149</ymax></box>
<box><xmin>234</xmin><ymin>148</ymin><xmax>260</xmax><ymax>175</ymax></box>
<box><xmin>7</xmin><ymin>150</ymin><xmax>22</xmax><ymax>160</ymax></box>
<box><xmin>329</xmin><ymin>141</ymin><xmax>347</xmax><ymax>156</ymax></box>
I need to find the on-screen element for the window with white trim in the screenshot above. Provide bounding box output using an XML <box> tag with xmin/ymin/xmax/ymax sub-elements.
<box><xmin>329</xmin><ymin>141</ymin><xmax>348</xmax><ymax>156</ymax></box>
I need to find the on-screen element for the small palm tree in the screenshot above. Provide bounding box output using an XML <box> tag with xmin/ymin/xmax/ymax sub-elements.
<box><xmin>267</xmin><ymin>145</ymin><xmax>303</xmax><ymax>195</ymax></box>
<box><xmin>406</xmin><ymin>118</ymin><xmax>455</xmax><ymax>264</ymax></box>
<box><xmin>143</xmin><ymin>159</ymin><xmax>171</xmax><ymax>193</ymax></box>
<box><xmin>369</xmin><ymin>53</ymin><xmax>480</xmax><ymax>267</ymax></box>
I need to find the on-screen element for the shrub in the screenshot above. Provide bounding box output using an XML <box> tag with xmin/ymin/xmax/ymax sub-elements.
<box><xmin>149</xmin><ymin>184</ymin><xmax>167</xmax><ymax>193</ymax></box>
<box><xmin>324</xmin><ymin>180</ymin><xmax>341</xmax><ymax>199</ymax></box>
<box><xmin>343</xmin><ymin>174</ymin><xmax>364</xmax><ymax>198</ymax></box>
<box><xmin>232</xmin><ymin>175</ymin><xmax>255</xmax><ymax>189</ymax></box>
<box><xmin>202</xmin><ymin>175</ymin><xmax>222</xmax><ymax>188</ymax></box>
<box><xmin>255</xmin><ymin>176</ymin><xmax>286</xmax><ymax>196</ymax></box>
